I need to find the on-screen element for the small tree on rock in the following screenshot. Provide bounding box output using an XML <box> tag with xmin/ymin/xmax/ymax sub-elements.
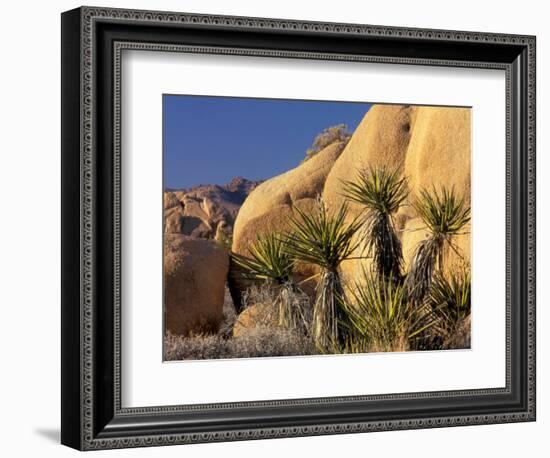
<box><xmin>303</xmin><ymin>124</ymin><xmax>352</xmax><ymax>162</ymax></box>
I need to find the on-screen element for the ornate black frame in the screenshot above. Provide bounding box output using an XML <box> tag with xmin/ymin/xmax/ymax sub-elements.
<box><xmin>61</xmin><ymin>6</ymin><xmax>536</xmax><ymax>451</ymax></box>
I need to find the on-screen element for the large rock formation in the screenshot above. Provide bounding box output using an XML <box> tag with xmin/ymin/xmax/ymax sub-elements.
<box><xmin>164</xmin><ymin>191</ymin><xmax>180</xmax><ymax>210</ymax></box>
<box><xmin>164</xmin><ymin>177</ymin><xmax>261</xmax><ymax>242</ymax></box>
<box><xmin>322</xmin><ymin>104</ymin><xmax>471</xmax><ymax>282</ymax></box>
<box><xmin>164</xmin><ymin>234</ymin><xmax>229</xmax><ymax>336</ymax></box>
<box><xmin>232</xmin><ymin>141</ymin><xmax>346</xmax><ymax>252</ymax></box>
<box><xmin>230</xmin><ymin>104</ymin><xmax>471</xmax><ymax>301</ymax></box>
<box><xmin>230</xmin><ymin>141</ymin><xmax>346</xmax><ymax>308</ymax></box>
<box><xmin>163</xmin><ymin>178</ymin><xmax>260</xmax><ymax>335</ymax></box>
<box><xmin>164</xmin><ymin>204</ymin><xmax>213</xmax><ymax>239</ymax></box>
<box><xmin>322</xmin><ymin>105</ymin><xmax>417</xmax><ymax>283</ymax></box>
<box><xmin>399</xmin><ymin>106</ymin><xmax>471</xmax><ymax>272</ymax></box>
<box><xmin>323</xmin><ymin>105</ymin><xmax>415</xmax><ymax>212</ymax></box>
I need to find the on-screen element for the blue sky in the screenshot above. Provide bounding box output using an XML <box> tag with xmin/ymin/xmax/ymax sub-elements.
<box><xmin>163</xmin><ymin>95</ymin><xmax>371</xmax><ymax>189</ymax></box>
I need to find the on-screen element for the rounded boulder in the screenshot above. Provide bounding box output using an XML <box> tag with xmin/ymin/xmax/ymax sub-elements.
<box><xmin>164</xmin><ymin>234</ymin><xmax>229</xmax><ymax>336</ymax></box>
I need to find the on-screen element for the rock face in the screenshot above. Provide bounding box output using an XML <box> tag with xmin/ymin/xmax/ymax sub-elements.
<box><xmin>163</xmin><ymin>178</ymin><xmax>260</xmax><ymax>336</ymax></box>
<box><xmin>322</xmin><ymin>105</ymin><xmax>417</xmax><ymax>283</ymax></box>
<box><xmin>164</xmin><ymin>204</ymin><xmax>213</xmax><ymax>239</ymax></box>
<box><xmin>164</xmin><ymin>191</ymin><xmax>180</xmax><ymax>210</ymax></box>
<box><xmin>233</xmin><ymin>141</ymin><xmax>346</xmax><ymax>251</ymax></box>
<box><xmin>232</xmin><ymin>305</ymin><xmax>264</xmax><ymax>337</ymax></box>
<box><xmin>322</xmin><ymin>105</ymin><xmax>471</xmax><ymax>282</ymax></box>
<box><xmin>323</xmin><ymin>105</ymin><xmax>414</xmax><ymax>212</ymax></box>
<box><xmin>230</xmin><ymin>104</ymin><xmax>471</xmax><ymax>301</ymax></box>
<box><xmin>224</xmin><ymin>176</ymin><xmax>261</xmax><ymax>196</ymax></box>
<box><xmin>164</xmin><ymin>234</ymin><xmax>229</xmax><ymax>336</ymax></box>
<box><xmin>400</xmin><ymin>106</ymin><xmax>471</xmax><ymax>272</ymax></box>
<box><xmin>164</xmin><ymin>177</ymin><xmax>261</xmax><ymax>242</ymax></box>
<box><xmin>230</xmin><ymin>142</ymin><xmax>346</xmax><ymax>307</ymax></box>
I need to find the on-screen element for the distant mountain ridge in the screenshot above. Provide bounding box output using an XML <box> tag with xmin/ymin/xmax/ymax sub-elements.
<box><xmin>166</xmin><ymin>177</ymin><xmax>262</xmax><ymax>203</ymax></box>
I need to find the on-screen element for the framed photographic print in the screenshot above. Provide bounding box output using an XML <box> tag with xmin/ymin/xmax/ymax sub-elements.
<box><xmin>61</xmin><ymin>6</ymin><xmax>536</xmax><ymax>450</ymax></box>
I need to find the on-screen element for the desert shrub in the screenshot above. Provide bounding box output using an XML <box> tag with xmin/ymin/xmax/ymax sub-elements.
<box><xmin>164</xmin><ymin>332</ymin><xmax>228</xmax><ymax>360</ymax></box>
<box><xmin>276</xmin><ymin>284</ymin><xmax>312</xmax><ymax>331</ymax></box>
<box><xmin>231</xmin><ymin>326</ymin><xmax>316</xmax><ymax>357</ymax></box>
<box><xmin>237</xmin><ymin>283</ymin><xmax>312</xmax><ymax>335</ymax></box>
<box><xmin>343</xmin><ymin>165</ymin><xmax>408</xmax><ymax>282</ymax></box>
<box><xmin>442</xmin><ymin>315</ymin><xmax>471</xmax><ymax>350</ymax></box>
<box><xmin>425</xmin><ymin>269</ymin><xmax>471</xmax><ymax>349</ymax></box>
<box><xmin>238</xmin><ymin>284</ymin><xmax>280</xmax><ymax>331</ymax></box>
<box><xmin>303</xmin><ymin>124</ymin><xmax>351</xmax><ymax>162</ymax></box>
<box><xmin>231</xmin><ymin>232</ymin><xmax>293</xmax><ymax>284</ymax></box>
<box><xmin>242</xmin><ymin>283</ymin><xmax>278</xmax><ymax>307</ymax></box>
<box><xmin>407</xmin><ymin>186</ymin><xmax>470</xmax><ymax>304</ymax></box>
<box><xmin>163</xmin><ymin>327</ymin><xmax>316</xmax><ymax>361</ymax></box>
<box><xmin>340</xmin><ymin>270</ymin><xmax>434</xmax><ymax>353</ymax></box>
<box><xmin>231</xmin><ymin>234</ymin><xmax>311</xmax><ymax>332</ymax></box>
<box><xmin>284</xmin><ymin>198</ymin><xmax>362</xmax><ymax>351</ymax></box>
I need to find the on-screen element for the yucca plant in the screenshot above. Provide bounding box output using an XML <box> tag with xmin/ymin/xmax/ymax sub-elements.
<box><xmin>231</xmin><ymin>233</ymin><xmax>310</xmax><ymax>333</ymax></box>
<box><xmin>341</xmin><ymin>270</ymin><xmax>435</xmax><ymax>353</ymax></box>
<box><xmin>427</xmin><ymin>270</ymin><xmax>471</xmax><ymax>343</ymax></box>
<box><xmin>342</xmin><ymin>165</ymin><xmax>408</xmax><ymax>282</ymax></box>
<box><xmin>407</xmin><ymin>186</ymin><xmax>471</xmax><ymax>304</ymax></box>
<box><xmin>231</xmin><ymin>232</ymin><xmax>293</xmax><ymax>284</ymax></box>
<box><xmin>283</xmin><ymin>198</ymin><xmax>362</xmax><ymax>351</ymax></box>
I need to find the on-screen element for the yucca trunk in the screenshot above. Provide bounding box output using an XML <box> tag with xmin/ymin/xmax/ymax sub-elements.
<box><xmin>408</xmin><ymin>186</ymin><xmax>471</xmax><ymax>305</ymax></box>
<box><xmin>407</xmin><ymin>235</ymin><xmax>445</xmax><ymax>305</ymax></box>
<box><xmin>283</xmin><ymin>198</ymin><xmax>362</xmax><ymax>352</ymax></box>
<box><xmin>312</xmin><ymin>269</ymin><xmax>346</xmax><ymax>352</ymax></box>
<box><xmin>276</xmin><ymin>282</ymin><xmax>311</xmax><ymax>334</ymax></box>
<box><xmin>369</xmin><ymin>211</ymin><xmax>403</xmax><ymax>282</ymax></box>
<box><xmin>342</xmin><ymin>165</ymin><xmax>408</xmax><ymax>283</ymax></box>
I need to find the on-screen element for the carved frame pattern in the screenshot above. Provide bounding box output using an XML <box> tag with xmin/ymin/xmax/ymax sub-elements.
<box><xmin>62</xmin><ymin>6</ymin><xmax>536</xmax><ymax>450</ymax></box>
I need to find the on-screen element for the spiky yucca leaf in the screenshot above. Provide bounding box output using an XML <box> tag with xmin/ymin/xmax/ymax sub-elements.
<box><xmin>283</xmin><ymin>199</ymin><xmax>362</xmax><ymax>270</ymax></box>
<box><xmin>232</xmin><ymin>234</ymin><xmax>313</xmax><ymax>334</ymax></box>
<box><xmin>406</xmin><ymin>236</ymin><xmax>443</xmax><ymax>304</ymax></box>
<box><xmin>342</xmin><ymin>166</ymin><xmax>408</xmax><ymax>281</ymax></box>
<box><xmin>414</xmin><ymin>186</ymin><xmax>471</xmax><ymax>238</ymax></box>
<box><xmin>343</xmin><ymin>165</ymin><xmax>408</xmax><ymax>214</ymax></box>
<box><xmin>283</xmin><ymin>198</ymin><xmax>362</xmax><ymax>351</ymax></box>
<box><xmin>232</xmin><ymin>233</ymin><xmax>312</xmax><ymax>333</ymax></box>
<box><xmin>428</xmin><ymin>270</ymin><xmax>471</xmax><ymax>335</ymax></box>
<box><xmin>407</xmin><ymin>187</ymin><xmax>471</xmax><ymax>303</ymax></box>
<box><xmin>341</xmin><ymin>271</ymin><xmax>435</xmax><ymax>353</ymax></box>
<box><xmin>231</xmin><ymin>232</ymin><xmax>294</xmax><ymax>284</ymax></box>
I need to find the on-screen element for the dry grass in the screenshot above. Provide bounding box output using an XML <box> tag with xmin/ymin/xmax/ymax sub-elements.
<box><xmin>164</xmin><ymin>283</ymin><xmax>316</xmax><ymax>361</ymax></box>
<box><xmin>166</xmin><ymin>268</ymin><xmax>470</xmax><ymax>361</ymax></box>
<box><xmin>240</xmin><ymin>283</ymin><xmax>312</xmax><ymax>334</ymax></box>
<box><xmin>164</xmin><ymin>327</ymin><xmax>316</xmax><ymax>361</ymax></box>
<box><xmin>218</xmin><ymin>286</ymin><xmax>238</xmax><ymax>338</ymax></box>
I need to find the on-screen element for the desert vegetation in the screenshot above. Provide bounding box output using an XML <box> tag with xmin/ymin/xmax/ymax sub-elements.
<box><xmin>303</xmin><ymin>124</ymin><xmax>352</xmax><ymax>162</ymax></box>
<box><xmin>163</xmin><ymin>104</ymin><xmax>472</xmax><ymax>361</ymax></box>
<box><xmin>342</xmin><ymin>165</ymin><xmax>408</xmax><ymax>282</ymax></box>
<box><xmin>165</xmin><ymin>326</ymin><xmax>316</xmax><ymax>360</ymax></box>
<box><xmin>165</xmin><ymin>165</ymin><xmax>471</xmax><ymax>360</ymax></box>
<box><xmin>407</xmin><ymin>187</ymin><xmax>471</xmax><ymax>305</ymax></box>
